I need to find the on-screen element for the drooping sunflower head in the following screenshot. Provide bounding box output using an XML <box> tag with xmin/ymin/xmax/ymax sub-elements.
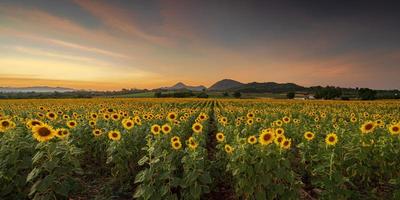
<box><xmin>32</xmin><ymin>124</ymin><xmax>56</xmax><ymax>142</ymax></box>
<box><xmin>325</xmin><ymin>133</ymin><xmax>338</xmax><ymax>146</ymax></box>
<box><xmin>192</xmin><ymin>122</ymin><xmax>203</xmax><ymax>133</ymax></box>
<box><xmin>151</xmin><ymin>124</ymin><xmax>161</xmax><ymax>135</ymax></box>
<box><xmin>304</xmin><ymin>131</ymin><xmax>315</xmax><ymax>141</ymax></box>
<box><xmin>259</xmin><ymin>132</ymin><xmax>275</xmax><ymax>145</ymax></box>
<box><xmin>360</xmin><ymin>121</ymin><xmax>376</xmax><ymax>134</ymax></box>
<box><xmin>216</xmin><ymin>132</ymin><xmax>225</xmax><ymax>142</ymax></box>
<box><xmin>108</xmin><ymin>130</ymin><xmax>121</xmax><ymax>141</ymax></box>
<box><xmin>161</xmin><ymin>124</ymin><xmax>172</xmax><ymax>134</ymax></box>
<box><xmin>247</xmin><ymin>135</ymin><xmax>257</xmax><ymax>144</ymax></box>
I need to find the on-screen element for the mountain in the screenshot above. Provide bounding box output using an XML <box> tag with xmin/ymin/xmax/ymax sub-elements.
<box><xmin>233</xmin><ymin>82</ymin><xmax>306</xmax><ymax>93</ymax></box>
<box><xmin>208</xmin><ymin>79</ymin><xmax>307</xmax><ymax>93</ymax></box>
<box><xmin>160</xmin><ymin>82</ymin><xmax>206</xmax><ymax>91</ymax></box>
<box><xmin>0</xmin><ymin>86</ymin><xmax>75</xmax><ymax>93</ymax></box>
<box><xmin>208</xmin><ymin>79</ymin><xmax>244</xmax><ymax>91</ymax></box>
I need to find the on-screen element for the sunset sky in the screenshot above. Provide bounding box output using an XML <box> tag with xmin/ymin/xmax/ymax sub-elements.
<box><xmin>0</xmin><ymin>0</ymin><xmax>399</xmax><ymax>90</ymax></box>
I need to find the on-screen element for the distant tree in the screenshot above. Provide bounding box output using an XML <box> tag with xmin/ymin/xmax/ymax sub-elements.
<box><xmin>154</xmin><ymin>91</ymin><xmax>162</xmax><ymax>98</ymax></box>
<box><xmin>223</xmin><ymin>92</ymin><xmax>229</xmax><ymax>97</ymax></box>
<box><xmin>233</xmin><ymin>91</ymin><xmax>241</xmax><ymax>98</ymax></box>
<box><xmin>314</xmin><ymin>86</ymin><xmax>342</xmax><ymax>99</ymax></box>
<box><xmin>358</xmin><ymin>88</ymin><xmax>377</xmax><ymax>100</ymax></box>
<box><xmin>197</xmin><ymin>92</ymin><xmax>209</xmax><ymax>98</ymax></box>
<box><xmin>286</xmin><ymin>92</ymin><xmax>295</xmax><ymax>99</ymax></box>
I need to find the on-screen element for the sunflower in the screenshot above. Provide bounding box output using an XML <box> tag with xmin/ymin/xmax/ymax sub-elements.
<box><xmin>167</xmin><ymin>112</ymin><xmax>177</xmax><ymax>121</ymax></box>
<box><xmin>275</xmin><ymin>128</ymin><xmax>284</xmax><ymax>135</ymax></box>
<box><xmin>360</xmin><ymin>121</ymin><xmax>376</xmax><ymax>134</ymax></box>
<box><xmin>304</xmin><ymin>131</ymin><xmax>315</xmax><ymax>141</ymax></box>
<box><xmin>122</xmin><ymin>119</ymin><xmax>134</xmax><ymax>130</ymax></box>
<box><xmin>216</xmin><ymin>132</ymin><xmax>225</xmax><ymax>142</ymax></box>
<box><xmin>325</xmin><ymin>133</ymin><xmax>338</xmax><ymax>146</ymax></box>
<box><xmin>111</xmin><ymin>113</ymin><xmax>120</xmax><ymax>121</ymax></box>
<box><xmin>171</xmin><ymin>140</ymin><xmax>182</xmax><ymax>150</ymax></box>
<box><xmin>388</xmin><ymin>124</ymin><xmax>400</xmax><ymax>135</ymax></box>
<box><xmin>46</xmin><ymin>112</ymin><xmax>57</xmax><ymax>120</ymax></box>
<box><xmin>89</xmin><ymin>120</ymin><xmax>96</xmax><ymax>127</ymax></box>
<box><xmin>0</xmin><ymin>119</ymin><xmax>13</xmax><ymax>130</ymax></box>
<box><xmin>93</xmin><ymin>129</ymin><xmax>102</xmax><ymax>137</ymax></box>
<box><xmin>247</xmin><ymin>136</ymin><xmax>257</xmax><ymax>144</ymax></box>
<box><xmin>26</xmin><ymin>119</ymin><xmax>43</xmax><ymax>128</ymax></box>
<box><xmin>259</xmin><ymin>132</ymin><xmax>275</xmax><ymax>145</ymax></box>
<box><xmin>32</xmin><ymin>124</ymin><xmax>56</xmax><ymax>142</ymax></box>
<box><xmin>280</xmin><ymin>139</ymin><xmax>291</xmax><ymax>149</ymax></box>
<box><xmin>274</xmin><ymin>135</ymin><xmax>285</xmax><ymax>145</ymax></box>
<box><xmin>275</xmin><ymin>120</ymin><xmax>283</xmax><ymax>127</ymax></box>
<box><xmin>151</xmin><ymin>124</ymin><xmax>161</xmax><ymax>135</ymax></box>
<box><xmin>55</xmin><ymin>128</ymin><xmax>69</xmax><ymax>139</ymax></box>
<box><xmin>161</xmin><ymin>124</ymin><xmax>172</xmax><ymax>134</ymax></box>
<box><xmin>192</xmin><ymin>122</ymin><xmax>203</xmax><ymax>133</ymax></box>
<box><xmin>67</xmin><ymin>120</ymin><xmax>77</xmax><ymax>128</ymax></box>
<box><xmin>282</xmin><ymin>116</ymin><xmax>290</xmax><ymax>123</ymax></box>
<box><xmin>171</xmin><ymin>136</ymin><xmax>180</xmax><ymax>143</ymax></box>
<box><xmin>247</xmin><ymin>112</ymin><xmax>255</xmax><ymax>118</ymax></box>
<box><xmin>103</xmin><ymin>114</ymin><xmax>110</xmax><ymax>120</ymax></box>
<box><xmin>108</xmin><ymin>130</ymin><xmax>121</xmax><ymax>141</ymax></box>
<box><xmin>187</xmin><ymin>137</ymin><xmax>198</xmax><ymax>150</ymax></box>
<box><xmin>246</xmin><ymin>118</ymin><xmax>254</xmax><ymax>126</ymax></box>
<box><xmin>224</xmin><ymin>144</ymin><xmax>234</xmax><ymax>154</ymax></box>
<box><xmin>90</xmin><ymin>113</ymin><xmax>98</xmax><ymax>119</ymax></box>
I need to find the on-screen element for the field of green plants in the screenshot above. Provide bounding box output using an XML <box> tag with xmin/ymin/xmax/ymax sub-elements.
<box><xmin>0</xmin><ymin>98</ymin><xmax>399</xmax><ymax>200</ymax></box>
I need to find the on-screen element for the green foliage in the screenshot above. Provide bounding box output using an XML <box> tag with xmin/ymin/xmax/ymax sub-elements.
<box><xmin>27</xmin><ymin>141</ymin><xmax>82</xmax><ymax>200</ymax></box>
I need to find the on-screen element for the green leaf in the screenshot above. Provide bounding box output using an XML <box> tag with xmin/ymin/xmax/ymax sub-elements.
<box><xmin>36</xmin><ymin>175</ymin><xmax>55</xmax><ymax>193</ymax></box>
<box><xmin>199</xmin><ymin>173</ymin><xmax>212</xmax><ymax>184</ymax></box>
<box><xmin>134</xmin><ymin>170</ymin><xmax>147</xmax><ymax>184</ymax></box>
<box><xmin>26</xmin><ymin>167</ymin><xmax>41</xmax><ymax>183</ymax></box>
<box><xmin>255</xmin><ymin>190</ymin><xmax>266</xmax><ymax>200</ymax></box>
<box><xmin>138</xmin><ymin>156</ymin><xmax>149</xmax><ymax>166</ymax></box>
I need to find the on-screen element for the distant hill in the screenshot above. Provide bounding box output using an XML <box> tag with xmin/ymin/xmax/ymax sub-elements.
<box><xmin>159</xmin><ymin>82</ymin><xmax>206</xmax><ymax>91</ymax></box>
<box><xmin>208</xmin><ymin>79</ymin><xmax>244</xmax><ymax>91</ymax></box>
<box><xmin>0</xmin><ymin>86</ymin><xmax>75</xmax><ymax>93</ymax></box>
<box><xmin>232</xmin><ymin>82</ymin><xmax>306</xmax><ymax>93</ymax></box>
<box><xmin>208</xmin><ymin>79</ymin><xmax>306</xmax><ymax>93</ymax></box>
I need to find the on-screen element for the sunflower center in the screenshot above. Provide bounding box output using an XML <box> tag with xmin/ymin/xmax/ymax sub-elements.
<box><xmin>112</xmin><ymin>133</ymin><xmax>118</xmax><ymax>138</ymax></box>
<box><xmin>32</xmin><ymin>121</ymin><xmax>41</xmax><ymax>126</ymax></box>
<box><xmin>127</xmin><ymin>122</ymin><xmax>132</xmax><ymax>127</ymax></box>
<box><xmin>329</xmin><ymin>136</ymin><xmax>335</xmax><ymax>142</ymax></box>
<box><xmin>307</xmin><ymin>133</ymin><xmax>312</xmax><ymax>138</ymax></box>
<box><xmin>393</xmin><ymin>127</ymin><xmax>399</xmax><ymax>132</ymax></box>
<box><xmin>2</xmin><ymin>121</ymin><xmax>10</xmax><ymax>127</ymax></box>
<box><xmin>365</xmin><ymin>124</ymin><xmax>373</xmax><ymax>130</ymax></box>
<box><xmin>263</xmin><ymin>134</ymin><xmax>271</xmax><ymax>141</ymax></box>
<box><xmin>38</xmin><ymin>127</ymin><xmax>51</xmax><ymax>137</ymax></box>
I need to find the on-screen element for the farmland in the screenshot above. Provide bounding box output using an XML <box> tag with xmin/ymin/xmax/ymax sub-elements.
<box><xmin>0</xmin><ymin>98</ymin><xmax>399</xmax><ymax>200</ymax></box>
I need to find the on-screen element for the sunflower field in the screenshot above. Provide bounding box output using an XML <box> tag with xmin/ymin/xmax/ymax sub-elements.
<box><xmin>0</xmin><ymin>98</ymin><xmax>399</xmax><ymax>200</ymax></box>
